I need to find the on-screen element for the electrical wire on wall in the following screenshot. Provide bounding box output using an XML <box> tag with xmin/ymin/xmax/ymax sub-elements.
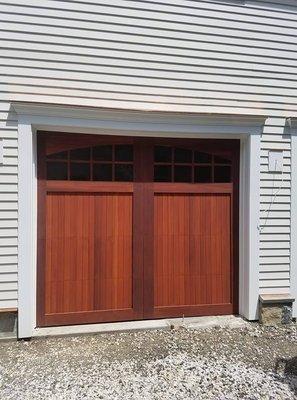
<box><xmin>258</xmin><ymin>156</ymin><xmax>285</xmax><ymax>234</ymax></box>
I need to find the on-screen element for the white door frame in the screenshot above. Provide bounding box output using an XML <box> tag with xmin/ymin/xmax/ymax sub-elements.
<box><xmin>13</xmin><ymin>102</ymin><xmax>264</xmax><ymax>338</ymax></box>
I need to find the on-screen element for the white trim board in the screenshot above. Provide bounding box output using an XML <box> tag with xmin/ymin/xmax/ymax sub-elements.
<box><xmin>14</xmin><ymin>102</ymin><xmax>264</xmax><ymax>338</ymax></box>
<box><xmin>239</xmin><ymin>134</ymin><xmax>261</xmax><ymax>320</ymax></box>
<box><xmin>290</xmin><ymin>124</ymin><xmax>297</xmax><ymax>318</ymax></box>
<box><xmin>12</xmin><ymin>102</ymin><xmax>264</xmax><ymax>137</ymax></box>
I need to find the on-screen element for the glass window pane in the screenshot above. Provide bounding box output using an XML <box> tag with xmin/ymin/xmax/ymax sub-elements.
<box><xmin>154</xmin><ymin>146</ymin><xmax>172</xmax><ymax>163</ymax></box>
<box><xmin>93</xmin><ymin>164</ymin><xmax>112</xmax><ymax>181</ymax></box>
<box><xmin>194</xmin><ymin>166</ymin><xmax>212</xmax><ymax>183</ymax></box>
<box><xmin>115</xmin><ymin>164</ymin><xmax>133</xmax><ymax>181</ymax></box>
<box><xmin>154</xmin><ymin>165</ymin><xmax>172</xmax><ymax>182</ymax></box>
<box><xmin>214</xmin><ymin>155</ymin><xmax>231</xmax><ymax>164</ymax></box>
<box><xmin>174</xmin><ymin>148</ymin><xmax>192</xmax><ymax>163</ymax></box>
<box><xmin>174</xmin><ymin>166</ymin><xmax>192</xmax><ymax>182</ymax></box>
<box><xmin>214</xmin><ymin>166</ymin><xmax>231</xmax><ymax>183</ymax></box>
<box><xmin>93</xmin><ymin>145</ymin><xmax>112</xmax><ymax>161</ymax></box>
<box><xmin>70</xmin><ymin>147</ymin><xmax>90</xmax><ymax>161</ymax></box>
<box><xmin>194</xmin><ymin>151</ymin><xmax>212</xmax><ymax>164</ymax></box>
<box><xmin>47</xmin><ymin>162</ymin><xmax>68</xmax><ymax>180</ymax></box>
<box><xmin>115</xmin><ymin>145</ymin><xmax>133</xmax><ymax>162</ymax></box>
<box><xmin>70</xmin><ymin>163</ymin><xmax>90</xmax><ymax>181</ymax></box>
<box><xmin>47</xmin><ymin>151</ymin><xmax>68</xmax><ymax>160</ymax></box>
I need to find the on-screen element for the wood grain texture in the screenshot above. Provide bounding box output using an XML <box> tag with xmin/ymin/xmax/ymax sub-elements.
<box><xmin>45</xmin><ymin>192</ymin><xmax>133</xmax><ymax>315</ymax></box>
<box><xmin>38</xmin><ymin>133</ymin><xmax>239</xmax><ymax>326</ymax></box>
<box><xmin>46</xmin><ymin>181</ymin><xmax>133</xmax><ymax>193</ymax></box>
<box><xmin>153</xmin><ymin>193</ymin><xmax>231</xmax><ymax>308</ymax></box>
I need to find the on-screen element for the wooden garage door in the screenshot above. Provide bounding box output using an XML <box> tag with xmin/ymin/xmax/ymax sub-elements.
<box><xmin>37</xmin><ymin>133</ymin><xmax>239</xmax><ymax>327</ymax></box>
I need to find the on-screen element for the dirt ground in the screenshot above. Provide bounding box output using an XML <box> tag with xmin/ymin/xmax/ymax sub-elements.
<box><xmin>0</xmin><ymin>322</ymin><xmax>297</xmax><ymax>399</ymax></box>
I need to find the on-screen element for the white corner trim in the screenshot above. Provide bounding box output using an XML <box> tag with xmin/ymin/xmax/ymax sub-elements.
<box><xmin>291</xmin><ymin>128</ymin><xmax>297</xmax><ymax>317</ymax></box>
<box><xmin>18</xmin><ymin>117</ymin><xmax>37</xmax><ymax>338</ymax></box>
<box><xmin>238</xmin><ymin>134</ymin><xmax>261</xmax><ymax>320</ymax></box>
<box><xmin>248</xmin><ymin>133</ymin><xmax>261</xmax><ymax>320</ymax></box>
<box><xmin>14</xmin><ymin>102</ymin><xmax>263</xmax><ymax>337</ymax></box>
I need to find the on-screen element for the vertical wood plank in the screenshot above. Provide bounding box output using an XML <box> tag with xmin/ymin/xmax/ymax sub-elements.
<box><xmin>153</xmin><ymin>192</ymin><xmax>232</xmax><ymax>309</ymax></box>
<box><xmin>45</xmin><ymin>192</ymin><xmax>133</xmax><ymax>315</ymax></box>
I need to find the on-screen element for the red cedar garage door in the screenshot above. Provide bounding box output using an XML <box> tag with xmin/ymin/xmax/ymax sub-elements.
<box><xmin>37</xmin><ymin>133</ymin><xmax>239</xmax><ymax>327</ymax></box>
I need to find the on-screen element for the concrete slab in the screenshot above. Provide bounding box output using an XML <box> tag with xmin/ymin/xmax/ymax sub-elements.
<box><xmin>184</xmin><ymin>315</ymin><xmax>248</xmax><ymax>330</ymax></box>
<box><xmin>33</xmin><ymin>318</ymin><xmax>171</xmax><ymax>338</ymax></box>
<box><xmin>33</xmin><ymin>315</ymin><xmax>247</xmax><ymax>339</ymax></box>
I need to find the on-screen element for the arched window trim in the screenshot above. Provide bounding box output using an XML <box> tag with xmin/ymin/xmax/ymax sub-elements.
<box><xmin>46</xmin><ymin>144</ymin><xmax>134</xmax><ymax>182</ymax></box>
<box><xmin>154</xmin><ymin>145</ymin><xmax>232</xmax><ymax>183</ymax></box>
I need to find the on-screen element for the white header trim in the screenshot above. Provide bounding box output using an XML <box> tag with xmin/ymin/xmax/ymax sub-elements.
<box><xmin>12</xmin><ymin>102</ymin><xmax>265</xmax><ymax>136</ymax></box>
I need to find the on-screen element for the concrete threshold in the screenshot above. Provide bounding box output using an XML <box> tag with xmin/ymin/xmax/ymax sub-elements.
<box><xmin>33</xmin><ymin>315</ymin><xmax>247</xmax><ymax>338</ymax></box>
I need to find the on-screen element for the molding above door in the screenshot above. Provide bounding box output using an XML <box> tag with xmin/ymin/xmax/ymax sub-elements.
<box><xmin>12</xmin><ymin>102</ymin><xmax>265</xmax><ymax>137</ymax></box>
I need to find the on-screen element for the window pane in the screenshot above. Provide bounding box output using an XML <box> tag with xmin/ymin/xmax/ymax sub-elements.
<box><xmin>115</xmin><ymin>145</ymin><xmax>133</xmax><ymax>162</ymax></box>
<box><xmin>154</xmin><ymin>146</ymin><xmax>172</xmax><ymax>163</ymax></box>
<box><xmin>174</xmin><ymin>148</ymin><xmax>192</xmax><ymax>163</ymax></box>
<box><xmin>194</xmin><ymin>151</ymin><xmax>212</xmax><ymax>164</ymax></box>
<box><xmin>93</xmin><ymin>164</ymin><xmax>112</xmax><ymax>181</ymax></box>
<box><xmin>115</xmin><ymin>164</ymin><xmax>133</xmax><ymax>181</ymax></box>
<box><xmin>47</xmin><ymin>162</ymin><xmax>68</xmax><ymax>180</ymax></box>
<box><xmin>154</xmin><ymin>165</ymin><xmax>172</xmax><ymax>182</ymax></box>
<box><xmin>214</xmin><ymin>166</ymin><xmax>231</xmax><ymax>182</ymax></box>
<box><xmin>174</xmin><ymin>166</ymin><xmax>192</xmax><ymax>182</ymax></box>
<box><xmin>70</xmin><ymin>147</ymin><xmax>90</xmax><ymax>161</ymax></box>
<box><xmin>214</xmin><ymin>155</ymin><xmax>231</xmax><ymax>164</ymax></box>
<box><xmin>194</xmin><ymin>166</ymin><xmax>212</xmax><ymax>183</ymax></box>
<box><xmin>70</xmin><ymin>163</ymin><xmax>90</xmax><ymax>181</ymax></box>
<box><xmin>47</xmin><ymin>151</ymin><xmax>68</xmax><ymax>160</ymax></box>
<box><xmin>93</xmin><ymin>145</ymin><xmax>112</xmax><ymax>161</ymax></box>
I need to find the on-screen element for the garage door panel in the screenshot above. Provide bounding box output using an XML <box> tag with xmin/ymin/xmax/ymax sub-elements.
<box><xmin>38</xmin><ymin>134</ymin><xmax>239</xmax><ymax>326</ymax></box>
<box><xmin>153</xmin><ymin>192</ymin><xmax>232</xmax><ymax>312</ymax></box>
<box><xmin>45</xmin><ymin>193</ymin><xmax>96</xmax><ymax>315</ymax></box>
<box><xmin>45</xmin><ymin>192</ymin><xmax>133</xmax><ymax>317</ymax></box>
<box><xmin>154</xmin><ymin>194</ymin><xmax>189</xmax><ymax>307</ymax></box>
<box><xmin>93</xmin><ymin>193</ymin><xmax>133</xmax><ymax>311</ymax></box>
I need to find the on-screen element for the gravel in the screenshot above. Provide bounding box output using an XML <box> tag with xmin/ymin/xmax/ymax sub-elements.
<box><xmin>0</xmin><ymin>322</ymin><xmax>297</xmax><ymax>399</ymax></box>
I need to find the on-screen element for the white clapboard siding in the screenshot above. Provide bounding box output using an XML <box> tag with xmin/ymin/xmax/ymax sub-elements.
<box><xmin>1</xmin><ymin>0</ymin><xmax>297</xmax><ymax>310</ymax></box>
<box><xmin>1</xmin><ymin>2</ymin><xmax>297</xmax><ymax>113</ymax></box>
<box><xmin>260</xmin><ymin>233</ymin><xmax>290</xmax><ymax>242</ymax></box>
<box><xmin>0</xmin><ymin>229</ymin><xmax>17</xmax><ymax>237</ymax></box>
<box><xmin>0</xmin><ymin>299</ymin><xmax>17</xmax><ymax>309</ymax></box>
<box><xmin>259</xmin><ymin>118</ymin><xmax>291</xmax><ymax>293</ymax></box>
<box><xmin>0</xmin><ymin>291</ymin><xmax>17</xmax><ymax>302</ymax></box>
<box><xmin>260</xmin><ymin>264</ymin><xmax>290</xmax><ymax>272</ymax></box>
<box><xmin>261</xmin><ymin>241</ymin><xmax>290</xmax><ymax>250</ymax></box>
<box><xmin>0</xmin><ymin>280</ymin><xmax>17</xmax><ymax>291</ymax></box>
<box><xmin>0</xmin><ymin>272</ymin><xmax>18</xmax><ymax>283</ymax></box>
<box><xmin>0</xmin><ymin>98</ymin><xmax>18</xmax><ymax>309</ymax></box>
<box><xmin>260</xmin><ymin>203</ymin><xmax>290</xmax><ymax>211</ymax></box>
<box><xmin>260</xmin><ymin>272</ymin><xmax>290</xmax><ymax>280</ymax></box>
<box><xmin>260</xmin><ymin>280</ymin><xmax>290</xmax><ymax>288</ymax></box>
<box><xmin>252</xmin><ymin>288</ymin><xmax>289</xmax><ymax>295</ymax></box>
<box><xmin>261</xmin><ymin>156</ymin><xmax>290</xmax><ymax>164</ymax></box>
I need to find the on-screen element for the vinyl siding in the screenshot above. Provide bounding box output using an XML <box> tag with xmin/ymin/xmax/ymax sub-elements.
<box><xmin>0</xmin><ymin>100</ymin><xmax>18</xmax><ymax>309</ymax></box>
<box><xmin>0</xmin><ymin>0</ymin><xmax>296</xmax><ymax>309</ymax></box>
<box><xmin>259</xmin><ymin>118</ymin><xmax>291</xmax><ymax>295</ymax></box>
